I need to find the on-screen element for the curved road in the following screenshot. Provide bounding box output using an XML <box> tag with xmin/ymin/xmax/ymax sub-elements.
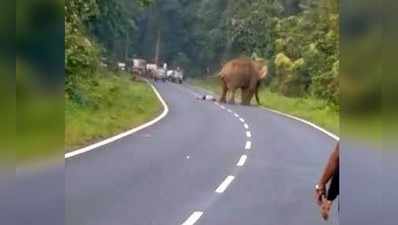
<box><xmin>66</xmin><ymin>82</ymin><xmax>338</xmax><ymax>225</ymax></box>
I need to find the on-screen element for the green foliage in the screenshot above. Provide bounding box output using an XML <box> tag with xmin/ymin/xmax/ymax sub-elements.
<box><xmin>271</xmin><ymin>0</ymin><xmax>339</xmax><ymax>104</ymax></box>
<box><xmin>65</xmin><ymin>0</ymin><xmax>157</xmax><ymax>149</ymax></box>
<box><xmin>65</xmin><ymin>0</ymin><xmax>100</xmax><ymax>98</ymax></box>
<box><xmin>173</xmin><ymin>52</ymin><xmax>191</xmax><ymax>69</ymax></box>
<box><xmin>273</xmin><ymin>53</ymin><xmax>307</xmax><ymax>96</ymax></box>
<box><xmin>225</xmin><ymin>0</ymin><xmax>283</xmax><ymax>57</ymax></box>
<box><xmin>65</xmin><ymin>0</ymin><xmax>152</xmax><ymax>104</ymax></box>
<box><xmin>65</xmin><ymin>0</ymin><xmax>339</xmax><ymax>110</ymax></box>
<box><xmin>65</xmin><ymin>72</ymin><xmax>161</xmax><ymax>149</ymax></box>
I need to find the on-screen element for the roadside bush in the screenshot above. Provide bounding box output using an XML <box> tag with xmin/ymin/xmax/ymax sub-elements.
<box><xmin>65</xmin><ymin>0</ymin><xmax>101</xmax><ymax>101</ymax></box>
<box><xmin>273</xmin><ymin>53</ymin><xmax>307</xmax><ymax>96</ymax></box>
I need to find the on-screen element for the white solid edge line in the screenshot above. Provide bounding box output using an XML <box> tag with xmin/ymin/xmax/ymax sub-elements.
<box><xmin>181</xmin><ymin>211</ymin><xmax>203</xmax><ymax>225</ymax></box>
<box><xmin>215</xmin><ymin>175</ymin><xmax>235</xmax><ymax>193</ymax></box>
<box><xmin>244</xmin><ymin>123</ymin><xmax>249</xmax><ymax>129</ymax></box>
<box><xmin>261</xmin><ymin>107</ymin><xmax>339</xmax><ymax>141</ymax></box>
<box><xmin>245</xmin><ymin>141</ymin><xmax>252</xmax><ymax>150</ymax></box>
<box><xmin>246</xmin><ymin>131</ymin><xmax>252</xmax><ymax>138</ymax></box>
<box><xmin>237</xmin><ymin>155</ymin><xmax>247</xmax><ymax>167</ymax></box>
<box><xmin>65</xmin><ymin>80</ymin><xmax>169</xmax><ymax>159</ymax></box>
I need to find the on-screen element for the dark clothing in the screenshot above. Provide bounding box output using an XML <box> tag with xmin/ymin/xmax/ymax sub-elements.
<box><xmin>327</xmin><ymin>166</ymin><xmax>339</xmax><ymax>201</ymax></box>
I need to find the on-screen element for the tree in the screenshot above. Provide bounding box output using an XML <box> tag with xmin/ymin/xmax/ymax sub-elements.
<box><xmin>65</xmin><ymin>0</ymin><xmax>153</xmax><ymax>100</ymax></box>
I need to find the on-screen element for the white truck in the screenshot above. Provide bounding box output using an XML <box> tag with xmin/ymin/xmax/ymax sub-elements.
<box><xmin>157</xmin><ymin>68</ymin><xmax>167</xmax><ymax>82</ymax></box>
<box><xmin>117</xmin><ymin>62</ymin><xmax>126</xmax><ymax>71</ymax></box>
<box><xmin>131</xmin><ymin>59</ymin><xmax>147</xmax><ymax>76</ymax></box>
<box><xmin>167</xmin><ymin>70</ymin><xmax>174</xmax><ymax>81</ymax></box>
<box><xmin>146</xmin><ymin>64</ymin><xmax>158</xmax><ymax>80</ymax></box>
<box><xmin>173</xmin><ymin>69</ymin><xmax>184</xmax><ymax>84</ymax></box>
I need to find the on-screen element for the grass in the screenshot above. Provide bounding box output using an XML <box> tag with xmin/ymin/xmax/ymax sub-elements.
<box><xmin>191</xmin><ymin>78</ymin><xmax>339</xmax><ymax>135</ymax></box>
<box><xmin>257</xmin><ymin>90</ymin><xmax>339</xmax><ymax>134</ymax></box>
<box><xmin>16</xmin><ymin>95</ymin><xmax>64</xmax><ymax>163</ymax></box>
<box><xmin>65</xmin><ymin>72</ymin><xmax>162</xmax><ymax>150</ymax></box>
<box><xmin>16</xmin><ymin>60</ymin><xmax>65</xmax><ymax>164</ymax></box>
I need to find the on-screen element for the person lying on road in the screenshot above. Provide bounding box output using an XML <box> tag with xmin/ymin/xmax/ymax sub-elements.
<box><xmin>196</xmin><ymin>94</ymin><xmax>216</xmax><ymax>101</ymax></box>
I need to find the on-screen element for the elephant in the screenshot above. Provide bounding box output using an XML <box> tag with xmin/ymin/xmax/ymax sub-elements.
<box><xmin>218</xmin><ymin>58</ymin><xmax>268</xmax><ymax>105</ymax></box>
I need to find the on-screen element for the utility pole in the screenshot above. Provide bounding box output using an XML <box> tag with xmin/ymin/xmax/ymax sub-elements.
<box><xmin>124</xmin><ymin>32</ymin><xmax>129</xmax><ymax>61</ymax></box>
<box><xmin>154</xmin><ymin>29</ymin><xmax>160</xmax><ymax>66</ymax></box>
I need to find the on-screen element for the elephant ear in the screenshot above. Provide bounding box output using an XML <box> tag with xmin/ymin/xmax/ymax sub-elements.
<box><xmin>253</xmin><ymin>58</ymin><xmax>268</xmax><ymax>79</ymax></box>
<box><xmin>259</xmin><ymin>65</ymin><xmax>268</xmax><ymax>79</ymax></box>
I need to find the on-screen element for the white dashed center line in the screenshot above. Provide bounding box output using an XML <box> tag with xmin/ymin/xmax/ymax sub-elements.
<box><xmin>215</xmin><ymin>176</ymin><xmax>235</xmax><ymax>193</ymax></box>
<box><xmin>236</xmin><ymin>155</ymin><xmax>247</xmax><ymax>167</ymax></box>
<box><xmin>181</xmin><ymin>211</ymin><xmax>203</xmax><ymax>225</ymax></box>
<box><xmin>181</xmin><ymin>93</ymin><xmax>256</xmax><ymax>224</ymax></box>
<box><xmin>245</xmin><ymin>141</ymin><xmax>252</xmax><ymax>150</ymax></box>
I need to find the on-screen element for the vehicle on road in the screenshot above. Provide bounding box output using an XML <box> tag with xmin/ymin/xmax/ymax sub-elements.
<box><xmin>167</xmin><ymin>70</ymin><xmax>174</xmax><ymax>81</ymax></box>
<box><xmin>146</xmin><ymin>64</ymin><xmax>158</xmax><ymax>80</ymax></box>
<box><xmin>157</xmin><ymin>68</ymin><xmax>167</xmax><ymax>82</ymax></box>
<box><xmin>117</xmin><ymin>62</ymin><xmax>126</xmax><ymax>71</ymax></box>
<box><xmin>131</xmin><ymin>58</ymin><xmax>147</xmax><ymax>76</ymax></box>
<box><xmin>174</xmin><ymin>68</ymin><xmax>184</xmax><ymax>84</ymax></box>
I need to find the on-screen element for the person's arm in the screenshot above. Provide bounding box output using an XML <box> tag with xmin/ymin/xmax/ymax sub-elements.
<box><xmin>315</xmin><ymin>143</ymin><xmax>339</xmax><ymax>204</ymax></box>
<box><xmin>319</xmin><ymin>143</ymin><xmax>339</xmax><ymax>187</ymax></box>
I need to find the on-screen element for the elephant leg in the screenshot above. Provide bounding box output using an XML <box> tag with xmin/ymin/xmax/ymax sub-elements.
<box><xmin>219</xmin><ymin>80</ymin><xmax>228</xmax><ymax>103</ymax></box>
<box><xmin>229</xmin><ymin>88</ymin><xmax>237</xmax><ymax>104</ymax></box>
<box><xmin>241</xmin><ymin>88</ymin><xmax>250</xmax><ymax>105</ymax></box>
<box><xmin>245</xmin><ymin>89</ymin><xmax>255</xmax><ymax>106</ymax></box>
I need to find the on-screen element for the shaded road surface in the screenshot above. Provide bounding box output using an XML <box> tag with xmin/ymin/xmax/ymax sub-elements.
<box><xmin>66</xmin><ymin>82</ymin><xmax>338</xmax><ymax>225</ymax></box>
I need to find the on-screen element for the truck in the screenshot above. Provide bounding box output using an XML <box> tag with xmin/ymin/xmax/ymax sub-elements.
<box><xmin>157</xmin><ymin>68</ymin><xmax>167</xmax><ymax>82</ymax></box>
<box><xmin>131</xmin><ymin>58</ymin><xmax>147</xmax><ymax>76</ymax></box>
<box><xmin>146</xmin><ymin>64</ymin><xmax>158</xmax><ymax>80</ymax></box>
<box><xmin>167</xmin><ymin>70</ymin><xmax>175</xmax><ymax>81</ymax></box>
<box><xmin>173</xmin><ymin>68</ymin><xmax>184</xmax><ymax>84</ymax></box>
<box><xmin>117</xmin><ymin>62</ymin><xmax>126</xmax><ymax>71</ymax></box>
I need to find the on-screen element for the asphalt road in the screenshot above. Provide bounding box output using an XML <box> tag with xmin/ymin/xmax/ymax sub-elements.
<box><xmin>9</xmin><ymin>81</ymin><xmax>398</xmax><ymax>225</ymax></box>
<box><xmin>65</xmin><ymin>81</ymin><xmax>338</xmax><ymax>225</ymax></box>
<box><xmin>341</xmin><ymin>142</ymin><xmax>398</xmax><ymax>225</ymax></box>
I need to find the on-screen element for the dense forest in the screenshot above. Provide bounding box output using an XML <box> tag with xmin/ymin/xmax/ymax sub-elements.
<box><xmin>66</xmin><ymin>0</ymin><xmax>338</xmax><ymax>105</ymax></box>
